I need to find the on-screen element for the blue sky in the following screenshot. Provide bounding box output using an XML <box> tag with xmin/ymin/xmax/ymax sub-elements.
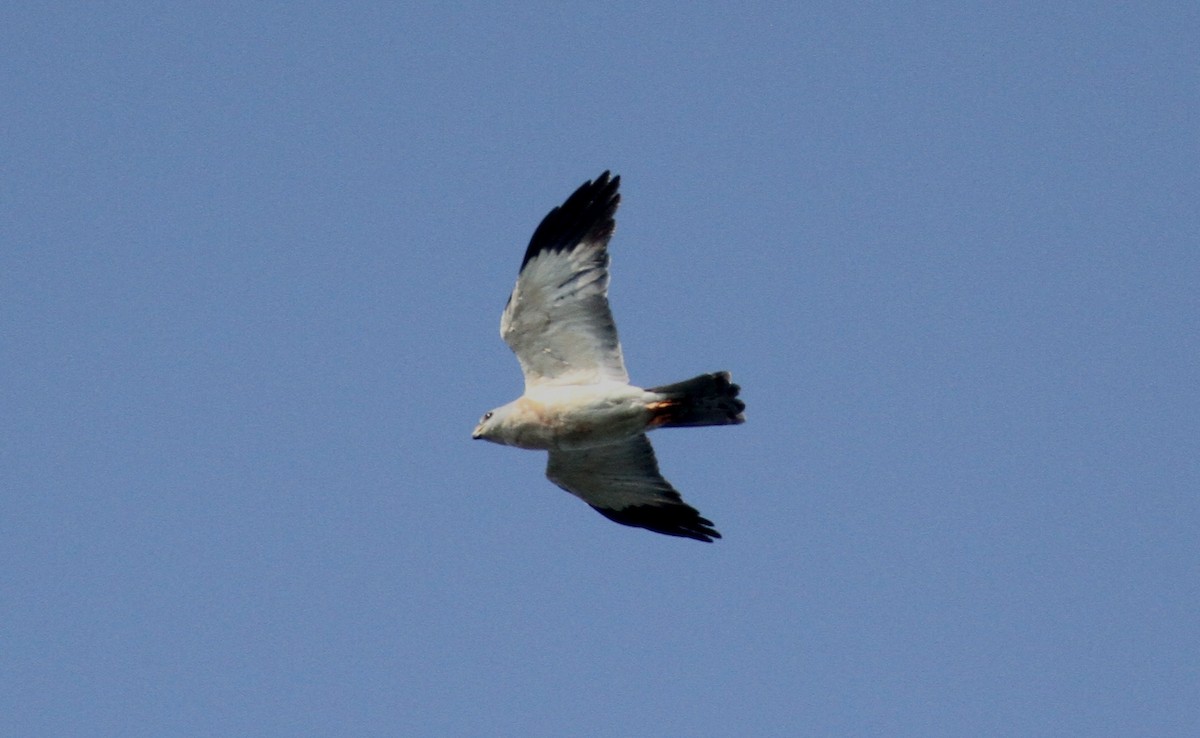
<box><xmin>3</xmin><ymin>2</ymin><xmax>1197</xmax><ymax>735</ymax></box>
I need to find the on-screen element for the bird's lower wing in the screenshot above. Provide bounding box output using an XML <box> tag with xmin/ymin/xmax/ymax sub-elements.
<box><xmin>546</xmin><ymin>435</ymin><xmax>720</xmax><ymax>542</ymax></box>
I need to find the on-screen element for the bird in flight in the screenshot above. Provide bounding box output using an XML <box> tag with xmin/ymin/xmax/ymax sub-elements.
<box><xmin>473</xmin><ymin>172</ymin><xmax>744</xmax><ymax>542</ymax></box>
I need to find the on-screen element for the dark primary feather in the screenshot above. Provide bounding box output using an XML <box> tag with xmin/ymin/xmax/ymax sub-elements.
<box><xmin>519</xmin><ymin>171</ymin><xmax>621</xmax><ymax>272</ymax></box>
<box><xmin>590</xmin><ymin>501</ymin><xmax>722</xmax><ymax>543</ymax></box>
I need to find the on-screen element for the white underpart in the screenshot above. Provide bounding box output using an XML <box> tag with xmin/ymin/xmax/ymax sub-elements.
<box><xmin>496</xmin><ymin>382</ymin><xmax>653</xmax><ymax>451</ymax></box>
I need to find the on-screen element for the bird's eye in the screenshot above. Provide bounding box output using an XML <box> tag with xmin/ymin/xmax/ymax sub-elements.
<box><xmin>483</xmin><ymin>412</ymin><xmax>493</xmax><ymax>421</ymax></box>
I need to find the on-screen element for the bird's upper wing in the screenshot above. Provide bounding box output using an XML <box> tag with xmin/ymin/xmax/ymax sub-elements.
<box><xmin>546</xmin><ymin>435</ymin><xmax>721</xmax><ymax>542</ymax></box>
<box><xmin>500</xmin><ymin>172</ymin><xmax>628</xmax><ymax>388</ymax></box>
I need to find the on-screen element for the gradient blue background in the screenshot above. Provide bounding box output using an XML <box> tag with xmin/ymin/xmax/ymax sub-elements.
<box><xmin>4</xmin><ymin>3</ymin><xmax>1197</xmax><ymax>735</ymax></box>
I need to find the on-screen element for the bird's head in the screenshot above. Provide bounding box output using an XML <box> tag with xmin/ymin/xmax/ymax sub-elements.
<box><xmin>472</xmin><ymin>404</ymin><xmax>510</xmax><ymax>443</ymax></box>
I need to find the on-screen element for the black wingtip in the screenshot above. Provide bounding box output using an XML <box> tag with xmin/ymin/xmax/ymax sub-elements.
<box><xmin>519</xmin><ymin>171</ymin><xmax>621</xmax><ymax>272</ymax></box>
<box><xmin>591</xmin><ymin>503</ymin><xmax>722</xmax><ymax>543</ymax></box>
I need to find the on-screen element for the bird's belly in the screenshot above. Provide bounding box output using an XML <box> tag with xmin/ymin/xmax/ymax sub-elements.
<box><xmin>549</xmin><ymin>410</ymin><xmax>647</xmax><ymax>450</ymax></box>
<box><xmin>512</xmin><ymin>392</ymin><xmax>649</xmax><ymax>451</ymax></box>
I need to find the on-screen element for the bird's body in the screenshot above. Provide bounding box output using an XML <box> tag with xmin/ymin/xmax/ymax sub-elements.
<box><xmin>473</xmin><ymin>171</ymin><xmax>744</xmax><ymax>542</ymax></box>
<box><xmin>483</xmin><ymin>382</ymin><xmax>654</xmax><ymax>451</ymax></box>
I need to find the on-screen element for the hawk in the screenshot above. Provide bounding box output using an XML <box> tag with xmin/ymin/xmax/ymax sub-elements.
<box><xmin>473</xmin><ymin>172</ymin><xmax>744</xmax><ymax>542</ymax></box>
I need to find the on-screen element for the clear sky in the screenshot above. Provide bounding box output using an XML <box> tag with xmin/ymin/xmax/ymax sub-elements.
<box><xmin>3</xmin><ymin>2</ymin><xmax>1197</xmax><ymax>736</ymax></box>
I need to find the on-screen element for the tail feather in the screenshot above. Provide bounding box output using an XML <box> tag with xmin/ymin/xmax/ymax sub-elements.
<box><xmin>648</xmin><ymin>372</ymin><xmax>745</xmax><ymax>428</ymax></box>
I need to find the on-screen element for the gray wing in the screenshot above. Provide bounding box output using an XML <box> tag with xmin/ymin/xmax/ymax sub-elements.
<box><xmin>546</xmin><ymin>435</ymin><xmax>721</xmax><ymax>542</ymax></box>
<box><xmin>500</xmin><ymin>172</ymin><xmax>629</xmax><ymax>388</ymax></box>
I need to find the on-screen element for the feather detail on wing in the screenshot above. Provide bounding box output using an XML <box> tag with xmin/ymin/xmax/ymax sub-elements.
<box><xmin>546</xmin><ymin>435</ymin><xmax>721</xmax><ymax>542</ymax></box>
<box><xmin>501</xmin><ymin>172</ymin><xmax>628</xmax><ymax>388</ymax></box>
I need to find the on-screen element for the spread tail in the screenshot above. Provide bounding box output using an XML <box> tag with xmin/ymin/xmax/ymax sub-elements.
<box><xmin>648</xmin><ymin>372</ymin><xmax>745</xmax><ymax>428</ymax></box>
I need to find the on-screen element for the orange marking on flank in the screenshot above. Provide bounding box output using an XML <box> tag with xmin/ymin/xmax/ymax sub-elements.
<box><xmin>646</xmin><ymin>400</ymin><xmax>675</xmax><ymax>427</ymax></box>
